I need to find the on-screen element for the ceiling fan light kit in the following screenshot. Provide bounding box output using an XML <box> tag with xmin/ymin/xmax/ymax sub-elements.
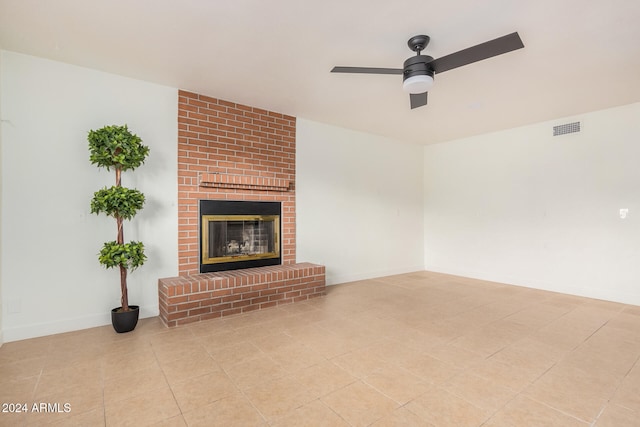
<box><xmin>402</xmin><ymin>55</ymin><xmax>435</xmax><ymax>94</ymax></box>
<box><xmin>403</xmin><ymin>74</ymin><xmax>434</xmax><ymax>94</ymax></box>
<box><xmin>331</xmin><ymin>32</ymin><xmax>524</xmax><ymax>109</ymax></box>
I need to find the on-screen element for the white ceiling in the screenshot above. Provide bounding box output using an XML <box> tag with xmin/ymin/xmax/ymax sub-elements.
<box><xmin>1</xmin><ymin>0</ymin><xmax>639</xmax><ymax>145</ymax></box>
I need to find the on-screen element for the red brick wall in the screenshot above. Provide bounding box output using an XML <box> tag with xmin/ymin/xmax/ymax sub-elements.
<box><xmin>159</xmin><ymin>263</ymin><xmax>326</xmax><ymax>326</ymax></box>
<box><xmin>177</xmin><ymin>90</ymin><xmax>296</xmax><ymax>275</ymax></box>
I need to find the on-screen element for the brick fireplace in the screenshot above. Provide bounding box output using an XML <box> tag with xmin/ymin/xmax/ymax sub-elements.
<box><xmin>158</xmin><ymin>90</ymin><xmax>325</xmax><ymax>326</ymax></box>
<box><xmin>176</xmin><ymin>90</ymin><xmax>297</xmax><ymax>275</ymax></box>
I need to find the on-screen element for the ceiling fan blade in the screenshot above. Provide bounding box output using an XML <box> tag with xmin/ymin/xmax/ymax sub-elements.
<box><xmin>410</xmin><ymin>92</ymin><xmax>428</xmax><ymax>109</ymax></box>
<box><xmin>331</xmin><ymin>66</ymin><xmax>403</xmax><ymax>75</ymax></box>
<box><xmin>430</xmin><ymin>32</ymin><xmax>524</xmax><ymax>74</ymax></box>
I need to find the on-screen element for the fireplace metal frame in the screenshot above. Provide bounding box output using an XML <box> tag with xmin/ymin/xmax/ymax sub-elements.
<box><xmin>199</xmin><ymin>200</ymin><xmax>282</xmax><ymax>273</ymax></box>
<box><xmin>201</xmin><ymin>214</ymin><xmax>280</xmax><ymax>265</ymax></box>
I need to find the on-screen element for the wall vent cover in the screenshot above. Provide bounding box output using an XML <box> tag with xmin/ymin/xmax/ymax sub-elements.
<box><xmin>553</xmin><ymin>121</ymin><xmax>581</xmax><ymax>136</ymax></box>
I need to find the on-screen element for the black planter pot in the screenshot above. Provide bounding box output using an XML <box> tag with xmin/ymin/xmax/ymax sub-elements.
<box><xmin>111</xmin><ymin>305</ymin><xmax>140</xmax><ymax>333</ymax></box>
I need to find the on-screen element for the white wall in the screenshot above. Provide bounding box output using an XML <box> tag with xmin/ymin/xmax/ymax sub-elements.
<box><xmin>297</xmin><ymin>119</ymin><xmax>424</xmax><ymax>285</ymax></box>
<box><xmin>0</xmin><ymin>50</ymin><xmax>4</xmax><ymax>347</ymax></box>
<box><xmin>0</xmin><ymin>51</ymin><xmax>178</xmax><ymax>341</ymax></box>
<box><xmin>424</xmin><ymin>102</ymin><xmax>640</xmax><ymax>305</ymax></box>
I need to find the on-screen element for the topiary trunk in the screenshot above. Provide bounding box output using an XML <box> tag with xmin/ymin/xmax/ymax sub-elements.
<box><xmin>115</xmin><ymin>167</ymin><xmax>129</xmax><ymax>311</ymax></box>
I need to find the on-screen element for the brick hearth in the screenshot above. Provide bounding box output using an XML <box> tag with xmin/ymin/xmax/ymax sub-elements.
<box><xmin>159</xmin><ymin>263</ymin><xmax>325</xmax><ymax>327</ymax></box>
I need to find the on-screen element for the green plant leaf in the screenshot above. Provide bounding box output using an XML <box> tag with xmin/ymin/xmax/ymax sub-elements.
<box><xmin>90</xmin><ymin>186</ymin><xmax>145</xmax><ymax>220</ymax></box>
<box><xmin>88</xmin><ymin>124</ymin><xmax>150</xmax><ymax>171</ymax></box>
<box><xmin>98</xmin><ymin>241</ymin><xmax>147</xmax><ymax>271</ymax></box>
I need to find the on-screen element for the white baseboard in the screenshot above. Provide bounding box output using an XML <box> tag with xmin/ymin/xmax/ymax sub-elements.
<box><xmin>327</xmin><ymin>265</ymin><xmax>426</xmax><ymax>286</ymax></box>
<box><xmin>2</xmin><ymin>304</ymin><xmax>158</xmax><ymax>343</ymax></box>
<box><xmin>424</xmin><ymin>265</ymin><xmax>640</xmax><ymax>307</ymax></box>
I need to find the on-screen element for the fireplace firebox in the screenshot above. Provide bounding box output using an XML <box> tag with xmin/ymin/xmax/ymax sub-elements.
<box><xmin>199</xmin><ymin>200</ymin><xmax>281</xmax><ymax>273</ymax></box>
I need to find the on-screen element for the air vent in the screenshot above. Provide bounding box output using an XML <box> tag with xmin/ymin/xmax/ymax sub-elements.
<box><xmin>553</xmin><ymin>121</ymin><xmax>581</xmax><ymax>136</ymax></box>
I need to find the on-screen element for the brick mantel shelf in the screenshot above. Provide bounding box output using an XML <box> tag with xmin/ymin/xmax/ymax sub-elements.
<box><xmin>200</xmin><ymin>173</ymin><xmax>291</xmax><ymax>192</ymax></box>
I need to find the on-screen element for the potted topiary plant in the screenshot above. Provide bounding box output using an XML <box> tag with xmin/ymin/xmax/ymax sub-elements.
<box><xmin>88</xmin><ymin>124</ymin><xmax>150</xmax><ymax>333</ymax></box>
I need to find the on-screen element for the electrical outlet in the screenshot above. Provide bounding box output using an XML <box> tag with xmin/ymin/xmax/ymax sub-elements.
<box><xmin>620</xmin><ymin>208</ymin><xmax>629</xmax><ymax>219</ymax></box>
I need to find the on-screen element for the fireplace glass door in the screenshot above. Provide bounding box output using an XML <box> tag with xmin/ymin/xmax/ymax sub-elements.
<box><xmin>202</xmin><ymin>215</ymin><xmax>280</xmax><ymax>265</ymax></box>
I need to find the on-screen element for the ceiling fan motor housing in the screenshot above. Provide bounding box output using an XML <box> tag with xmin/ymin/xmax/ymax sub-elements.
<box><xmin>403</xmin><ymin>55</ymin><xmax>435</xmax><ymax>82</ymax></box>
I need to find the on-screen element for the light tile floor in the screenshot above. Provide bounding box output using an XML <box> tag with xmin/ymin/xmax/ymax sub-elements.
<box><xmin>1</xmin><ymin>271</ymin><xmax>639</xmax><ymax>426</ymax></box>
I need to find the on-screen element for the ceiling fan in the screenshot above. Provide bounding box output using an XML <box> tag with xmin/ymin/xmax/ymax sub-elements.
<box><xmin>331</xmin><ymin>32</ymin><xmax>524</xmax><ymax>109</ymax></box>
